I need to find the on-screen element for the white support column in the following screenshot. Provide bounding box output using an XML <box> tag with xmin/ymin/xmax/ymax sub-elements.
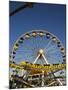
<box><xmin>42</xmin><ymin>54</ymin><xmax>49</xmax><ymax>64</ymax></box>
<box><xmin>41</xmin><ymin>70</ymin><xmax>45</xmax><ymax>86</ymax></box>
<box><xmin>57</xmin><ymin>79</ymin><xmax>63</xmax><ymax>86</ymax></box>
<box><xmin>33</xmin><ymin>54</ymin><xmax>40</xmax><ymax>64</ymax></box>
<box><xmin>46</xmin><ymin>81</ymin><xmax>56</xmax><ymax>87</ymax></box>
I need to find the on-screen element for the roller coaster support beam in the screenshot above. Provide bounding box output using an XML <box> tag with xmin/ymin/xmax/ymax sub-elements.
<box><xmin>10</xmin><ymin>3</ymin><xmax>34</xmax><ymax>16</ymax></box>
<box><xmin>41</xmin><ymin>70</ymin><xmax>45</xmax><ymax>86</ymax></box>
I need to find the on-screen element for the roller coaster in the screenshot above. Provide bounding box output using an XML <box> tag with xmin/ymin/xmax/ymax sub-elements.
<box><xmin>9</xmin><ymin>30</ymin><xmax>66</xmax><ymax>88</ymax></box>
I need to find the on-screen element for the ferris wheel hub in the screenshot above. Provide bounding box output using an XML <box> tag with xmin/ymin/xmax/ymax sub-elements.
<box><xmin>39</xmin><ymin>49</ymin><xmax>44</xmax><ymax>55</ymax></box>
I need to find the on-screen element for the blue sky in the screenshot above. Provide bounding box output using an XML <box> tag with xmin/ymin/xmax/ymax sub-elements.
<box><xmin>10</xmin><ymin>1</ymin><xmax>66</xmax><ymax>52</ymax></box>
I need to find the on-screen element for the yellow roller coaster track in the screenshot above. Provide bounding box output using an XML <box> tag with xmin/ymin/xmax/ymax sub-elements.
<box><xmin>10</xmin><ymin>61</ymin><xmax>66</xmax><ymax>73</ymax></box>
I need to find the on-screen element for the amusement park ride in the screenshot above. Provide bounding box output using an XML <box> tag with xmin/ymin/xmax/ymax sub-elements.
<box><xmin>9</xmin><ymin>2</ymin><xmax>66</xmax><ymax>89</ymax></box>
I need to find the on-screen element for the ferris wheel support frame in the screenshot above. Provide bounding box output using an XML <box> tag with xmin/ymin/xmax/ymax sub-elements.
<box><xmin>33</xmin><ymin>52</ymin><xmax>63</xmax><ymax>86</ymax></box>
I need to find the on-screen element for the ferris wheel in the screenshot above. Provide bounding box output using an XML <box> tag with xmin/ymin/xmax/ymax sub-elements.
<box><xmin>10</xmin><ymin>30</ymin><xmax>65</xmax><ymax>64</ymax></box>
<box><xmin>9</xmin><ymin>30</ymin><xmax>66</xmax><ymax>88</ymax></box>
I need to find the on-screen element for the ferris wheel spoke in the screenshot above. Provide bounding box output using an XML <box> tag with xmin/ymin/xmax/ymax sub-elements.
<box><xmin>45</xmin><ymin>45</ymin><xmax>57</xmax><ymax>53</ymax></box>
<box><xmin>33</xmin><ymin>36</ymin><xmax>40</xmax><ymax>50</ymax></box>
<box><xmin>15</xmin><ymin>52</ymin><xmax>35</xmax><ymax>61</ymax></box>
<box><xmin>23</xmin><ymin>45</ymin><xmax>34</xmax><ymax>51</ymax></box>
<box><xmin>46</xmin><ymin>51</ymin><xmax>61</xmax><ymax>57</ymax></box>
<box><xmin>16</xmin><ymin>53</ymin><xmax>35</xmax><ymax>59</ymax></box>
<box><xmin>53</xmin><ymin>52</ymin><xmax>61</xmax><ymax>57</ymax></box>
<box><xmin>40</xmin><ymin>37</ymin><xmax>45</xmax><ymax>48</ymax></box>
<box><xmin>46</xmin><ymin>53</ymin><xmax>60</xmax><ymax>60</ymax></box>
<box><xmin>16</xmin><ymin>52</ymin><xmax>33</xmax><ymax>57</ymax></box>
<box><xmin>32</xmin><ymin>37</ymin><xmax>38</xmax><ymax>54</ymax></box>
<box><xmin>46</xmin><ymin>43</ymin><xmax>56</xmax><ymax>49</ymax></box>
<box><xmin>22</xmin><ymin>40</ymin><xmax>35</xmax><ymax>52</ymax></box>
<box><xmin>38</xmin><ymin>36</ymin><xmax>42</xmax><ymax>48</ymax></box>
<box><xmin>46</xmin><ymin>56</ymin><xmax>61</xmax><ymax>63</ymax></box>
<box><xmin>46</xmin><ymin>49</ymin><xmax>59</xmax><ymax>54</ymax></box>
<box><xmin>17</xmin><ymin>47</ymin><xmax>34</xmax><ymax>52</ymax></box>
<box><xmin>44</xmin><ymin>39</ymin><xmax>52</xmax><ymax>50</ymax></box>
